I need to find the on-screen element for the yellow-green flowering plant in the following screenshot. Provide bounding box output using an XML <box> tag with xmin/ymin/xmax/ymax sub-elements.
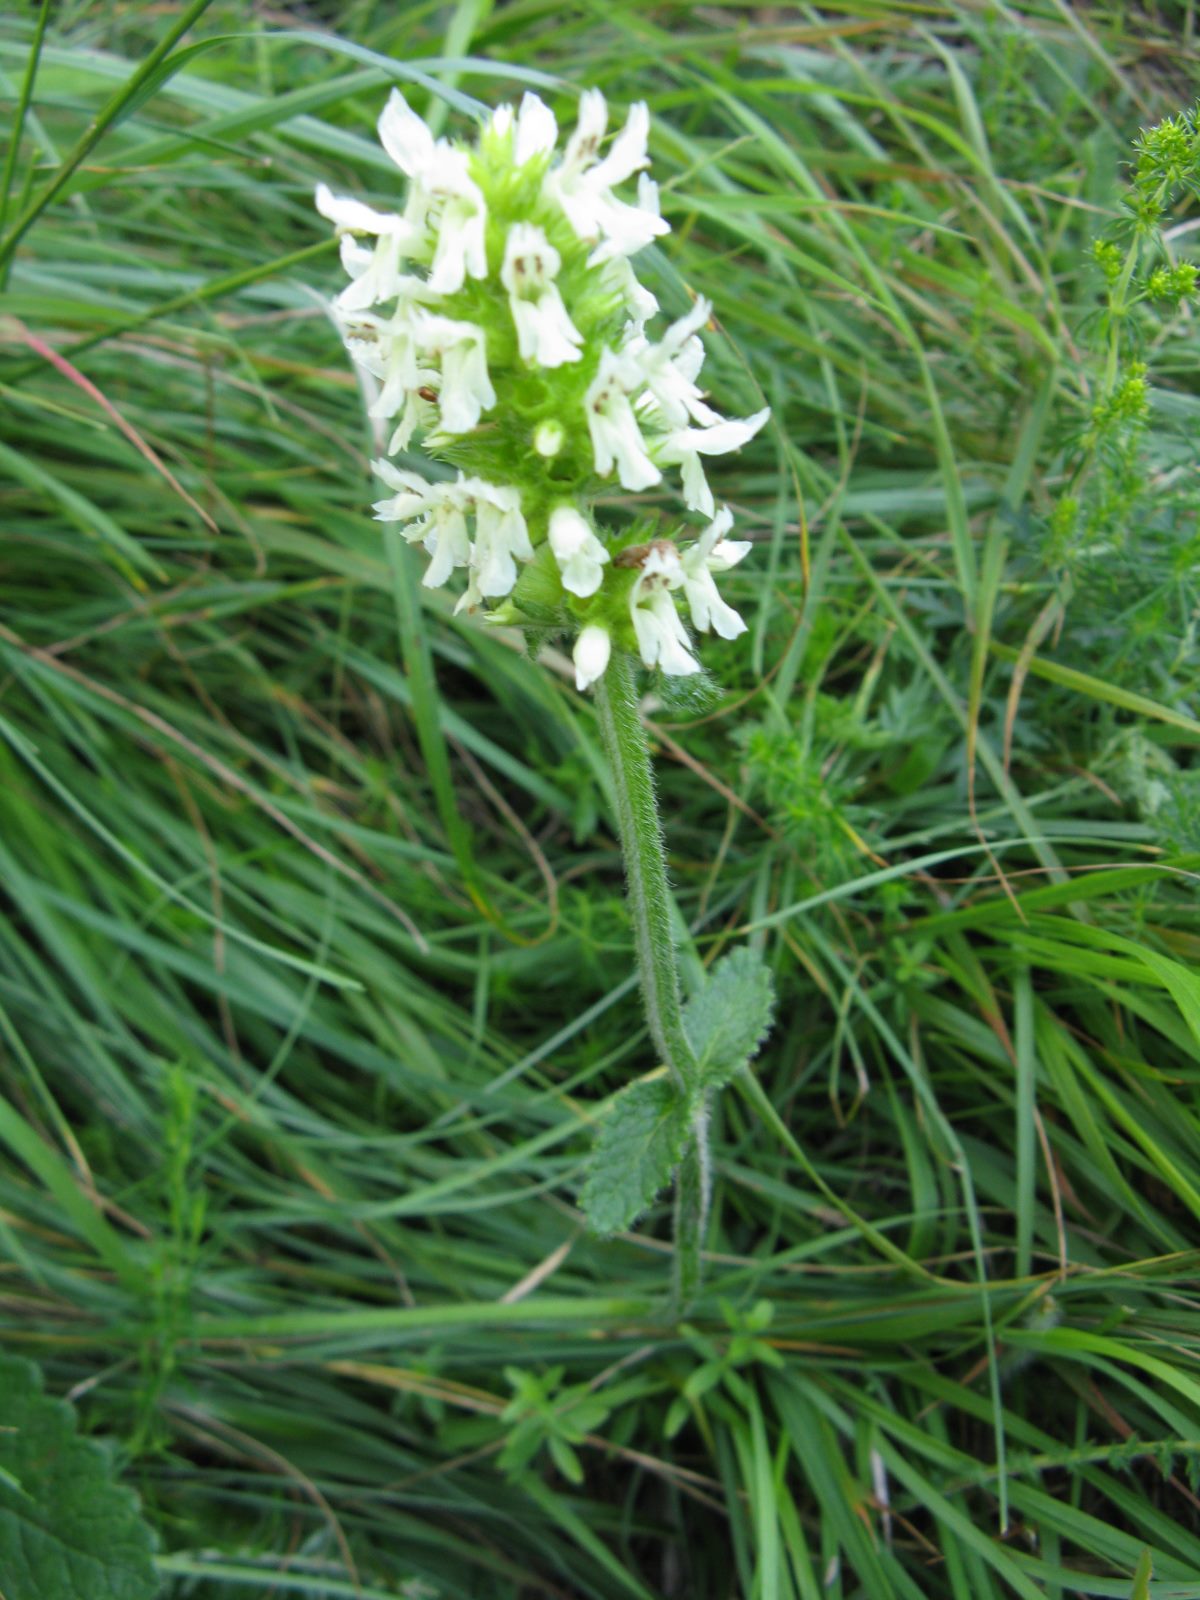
<box><xmin>317</xmin><ymin>87</ymin><xmax>774</xmax><ymax>1304</ymax></box>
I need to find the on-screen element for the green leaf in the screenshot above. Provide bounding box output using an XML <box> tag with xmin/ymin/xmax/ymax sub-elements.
<box><xmin>683</xmin><ymin>946</ymin><xmax>776</xmax><ymax>1090</ymax></box>
<box><xmin>579</xmin><ymin>1077</ymin><xmax>691</xmax><ymax>1236</ymax></box>
<box><xmin>0</xmin><ymin>1354</ymin><xmax>159</xmax><ymax>1600</ymax></box>
<box><xmin>547</xmin><ymin>1433</ymin><xmax>584</xmax><ymax>1485</ymax></box>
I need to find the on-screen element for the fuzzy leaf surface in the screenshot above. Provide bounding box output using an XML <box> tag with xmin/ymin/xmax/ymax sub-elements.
<box><xmin>580</xmin><ymin>1077</ymin><xmax>691</xmax><ymax>1235</ymax></box>
<box><xmin>683</xmin><ymin>946</ymin><xmax>776</xmax><ymax>1090</ymax></box>
<box><xmin>0</xmin><ymin>1354</ymin><xmax>159</xmax><ymax>1600</ymax></box>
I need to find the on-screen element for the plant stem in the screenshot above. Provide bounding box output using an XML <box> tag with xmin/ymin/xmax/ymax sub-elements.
<box><xmin>594</xmin><ymin>650</ymin><xmax>708</xmax><ymax>1305</ymax></box>
<box><xmin>673</xmin><ymin>1112</ymin><xmax>710</xmax><ymax>1309</ymax></box>
<box><xmin>594</xmin><ymin>651</ymin><xmax>695</xmax><ymax>1093</ymax></box>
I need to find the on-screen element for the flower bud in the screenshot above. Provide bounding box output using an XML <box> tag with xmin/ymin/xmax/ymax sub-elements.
<box><xmin>573</xmin><ymin>625</ymin><xmax>612</xmax><ymax>690</ymax></box>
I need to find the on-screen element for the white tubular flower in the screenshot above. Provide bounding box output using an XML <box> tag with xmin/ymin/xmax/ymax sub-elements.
<box><xmin>548</xmin><ymin>505</ymin><xmax>610</xmax><ymax>597</ymax></box>
<box><xmin>377</xmin><ymin>90</ymin><xmax>487</xmax><ymax>293</ymax></box>
<box><xmin>680</xmin><ymin>506</ymin><xmax>752</xmax><ymax>639</ymax></box>
<box><xmin>630</xmin><ymin>297</ymin><xmax>722</xmax><ymax>428</ymax></box>
<box><xmin>371</xmin><ymin>463</ymin><xmax>472</xmax><ymax>590</ymax></box>
<box><xmin>331</xmin><ymin>228</ymin><xmax>412</xmax><ymax>313</ymax></box>
<box><xmin>514</xmin><ymin>92</ymin><xmax>559</xmax><ymax>166</ymax></box>
<box><xmin>658</xmin><ymin>407</ymin><xmax>771</xmax><ymax>516</ymax></box>
<box><xmin>337</xmin><ymin>309</ymin><xmax>390</xmax><ymax>375</ymax></box>
<box><xmin>386</xmin><ymin>379</ymin><xmax>439</xmax><ymax>454</ymax></box>
<box><xmin>469</xmin><ymin>480</ymin><xmax>533</xmax><ymax>597</ymax></box>
<box><xmin>316</xmin><ymin>183</ymin><xmax>409</xmax><ymax>241</ymax></box>
<box><xmin>604</xmin><ymin>255</ymin><xmax>659</xmax><ymax>330</ymax></box>
<box><xmin>547</xmin><ymin>93</ymin><xmax>669</xmax><ymax>261</ymax></box>
<box><xmin>573</xmin><ymin>624</ymin><xmax>612</xmax><ymax>691</ymax></box>
<box><xmin>500</xmin><ymin>224</ymin><xmax>583</xmax><ymax>368</ymax></box>
<box><xmin>454</xmin><ymin>567</ymin><xmax>484</xmax><ymax>616</ymax></box>
<box><xmin>348</xmin><ymin>311</ymin><xmax>420</xmax><ymax>420</ymax></box>
<box><xmin>628</xmin><ymin>544</ymin><xmax>699</xmax><ymax>675</ymax></box>
<box><xmin>428</xmin><ymin>183</ymin><xmax>488</xmax><ymax>293</ymax></box>
<box><xmin>340</xmin><ymin>307</ymin><xmax>437</xmax><ymax>447</ymax></box>
<box><xmin>412</xmin><ymin>313</ymin><xmax>495</xmax><ymax>433</ymax></box>
<box><xmin>377</xmin><ymin>90</ymin><xmax>439</xmax><ymax>183</ymax></box>
<box><xmin>561</xmin><ymin>87</ymin><xmax>607</xmax><ymax>170</ymax></box>
<box><xmin>584</xmin><ymin>348</ymin><xmax>662</xmax><ymax>490</ymax></box>
<box><xmin>371</xmin><ymin>458</ymin><xmax>429</xmax><ymax>517</ymax></box>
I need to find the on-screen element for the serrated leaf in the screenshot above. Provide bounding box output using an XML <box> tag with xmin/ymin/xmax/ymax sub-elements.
<box><xmin>0</xmin><ymin>1354</ymin><xmax>159</xmax><ymax>1600</ymax></box>
<box><xmin>579</xmin><ymin>1077</ymin><xmax>691</xmax><ymax>1235</ymax></box>
<box><xmin>683</xmin><ymin>946</ymin><xmax>775</xmax><ymax>1090</ymax></box>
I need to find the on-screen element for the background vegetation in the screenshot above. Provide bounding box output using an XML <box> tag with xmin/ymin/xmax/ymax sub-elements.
<box><xmin>3</xmin><ymin>1</ymin><xmax>1200</xmax><ymax>1595</ymax></box>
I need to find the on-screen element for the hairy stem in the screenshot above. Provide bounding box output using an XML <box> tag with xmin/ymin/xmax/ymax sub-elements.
<box><xmin>594</xmin><ymin>651</ymin><xmax>695</xmax><ymax>1093</ymax></box>
<box><xmin>673</xmin><ymin>1110</ymin><xmax>710</xmax><ymax>1310</ymax></box>
<box><xmin>594</xmin><ymin>651</ymin><xmax>708</xmax><ymax>1304</ymax></box>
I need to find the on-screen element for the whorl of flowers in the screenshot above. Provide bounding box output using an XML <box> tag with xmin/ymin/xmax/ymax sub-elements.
<box><xmin>317</xmin><ymin>88</ymin><xmax>768</xmax><ymax>690</ymax></box>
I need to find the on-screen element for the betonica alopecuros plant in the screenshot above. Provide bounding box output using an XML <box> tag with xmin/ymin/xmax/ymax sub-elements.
<box><xmin>317</xmin><ymin>86</ymin><xmax>775</xmax><ymax>1305</ymax></box>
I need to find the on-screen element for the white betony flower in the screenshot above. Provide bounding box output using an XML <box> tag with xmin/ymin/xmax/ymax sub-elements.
<box><xmin>339</xmin><ymin>306</ymin><xmax>438</xmax><ymax>448</ymax></box>
<box><xmin>628</xmin><ymin>544</ymin><xmax>699</xmax><ymax>675</ymax></box>
<box><xmin>500</xmin><ymin>224</ymin><xmax>583</xmax><ymax>368</ymax></box>
<box><xmin>377</xmin><ymin>90</ymin><xmax>439</xmax><ymax>183</ymax></box>
<box><xmin>658</xmin><ymin>407</ymin><xmax>771</xmax><ymax>516</ymax></box>
<box><xmin>372</xmin><ymin>463</ymin><xmax>472</xmax><ymax>590</ymax></box>
<box><xmin>380</xmin><ymin>374</ymin><xmax>438</xmax><ymax>454</ymax></box>
<box><xmin>630</xmin><ymin>297</ymin><xmax>722</xmax><ymax>428</ymax></box>
<box><xmin>348</xmin><ymin>310</ymin><xmax>420</xmax><ymax>420</ymax></box>
<box><xmin>315</xmin><ymin>183</ymin><xmax>411</xmax><ymax>242</ymax></box>
<box><xmin>372</xmin><ymin>465</ymin><xmax>531</xmax><ymax>601</ymax></box>
<box><xmin>603</xmin><ymin>254</ymin><xmax>659</xmax><ymax>330</ymax></box>
<box><xmin>561</xmin><ymin>87</ymin><xmax>607</xmax><ymax>171</ymax></box>
<box><xmin>573</xmin><ymin>624</ymin><xmax>612</xmax><ymax>691</ymax></box>
<box><xmin>632</xmin><ymin>589</ymin><xmax>700</xmax><ymax>676</ymax></box>
<box><xmin>377</xmin><ymin>90</ymin><xmax>487</xmax><ymax>293</ymax></box>
<box><xmin>469</xmin><ymin>479</ymin><xmax>533</xmax><ymax>597</ymax></box>
<box><xmin>584</xmin><ymin>348</ymin><xmax>662</xmax><ymax>490</ymax></box>
<box><xmin>680</xmin><ymin>506</ymin><xmax>752</xmax><ymax>638</ymax></box>
<box><xmin>546</xmin><ymin>92</ymin><xmax>669</xmax><ymax>262</ymax></box>
<box><xmin>548</xmin><ymin>505</ymin><xmax>609</xmax><ymax>597</ymax></box>
<box><xmin>428</xmin><ymin>186</ymin><xmax>488</xmax><ymax>293</ymax></box>
<box><xmin>412</xmin><ymin>312</ymin><xmax>495</xmax><ymax>433</ymax></box>
<box><xmin>514</xmin><ymin>92</ymin><xmax>559</xmax><ymax>166</ymax></box>
<box><xmin>453</xmin><ymin>570</ymin><xmax>485</xmax><ymax>616</ymax></box>
<box><xmin>330</xmin><ymin>226</ymin><xmax>415</xmax><ymax>313</ymax></box>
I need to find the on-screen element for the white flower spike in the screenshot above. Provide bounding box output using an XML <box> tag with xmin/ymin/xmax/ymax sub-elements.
<box><xmin>317</xmin><ymin>84</ymin><xmax>767</xmax><ymax>686</ymax></box>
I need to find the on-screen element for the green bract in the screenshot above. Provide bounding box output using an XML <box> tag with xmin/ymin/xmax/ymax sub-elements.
<box><xmin>316</xmin><ymin>88</ymin><xmax>769</xmax><ymax>689</ymax></box>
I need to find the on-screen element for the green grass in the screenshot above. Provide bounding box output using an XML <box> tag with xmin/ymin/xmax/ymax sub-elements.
<box><xmin>2</xmin><ymin>1</ymin><xmax>1200</xmax><ymax>1595</ymax></box>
